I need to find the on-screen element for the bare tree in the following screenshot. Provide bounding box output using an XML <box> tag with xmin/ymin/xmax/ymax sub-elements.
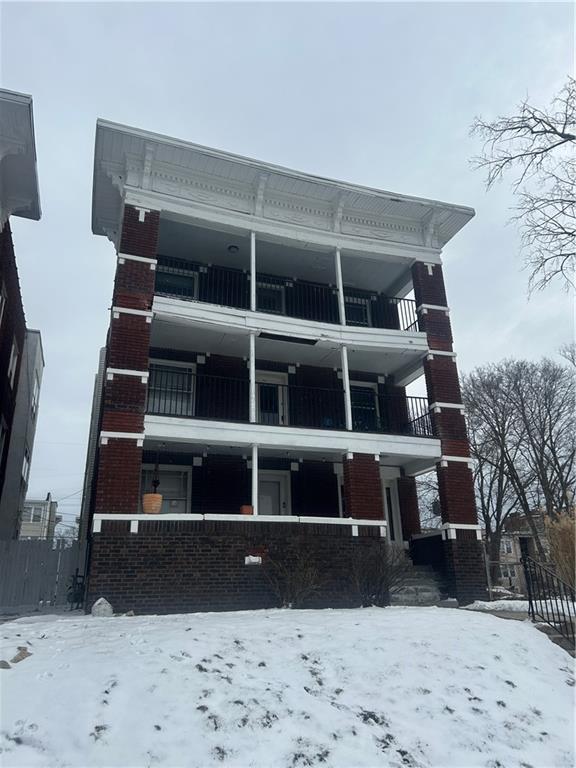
<box><xmin>463</xmin><ymin>367</ymin><xmax>529</xmax><ymax>574</ymax></box>
<box><xmin>416</xmin><ymin>472</ymin><xmax>441</xmax><ymax>529</ymax></box>
<box><xmin>463</xmin><ymin>358</ymin><xmax>575</xmax><ymax>565</ymax></box>
<box><xmin>472</xmin><ymin>77</ymin><xmax>575</xmax><ymax>291</ymax></box>
<box><xmin>559</xmin><ymin>342</ymin><xmax>576</xmax><ymax>367</ymax></box>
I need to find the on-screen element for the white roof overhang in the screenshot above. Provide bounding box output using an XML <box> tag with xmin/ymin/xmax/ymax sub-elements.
<box><xmin>92</xmin><ymin>119</ymin><xmax>474</xmax><ymax>254</ymax></box>
<box><xmin>0</xmin><ymin>89</ymin><xmax>41</xmax><ymax>228</ymax></box>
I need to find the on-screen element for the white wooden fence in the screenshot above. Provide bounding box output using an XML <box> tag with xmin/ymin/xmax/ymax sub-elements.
<box><xmin>0</xmin><ymin>539</ymin><xmax>83</xmax><ymax>614</ymax></box>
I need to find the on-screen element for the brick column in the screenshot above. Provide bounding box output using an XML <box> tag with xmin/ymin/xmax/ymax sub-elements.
<box><xmin>94</xmin><ymin>206</ymin><xmax>159</xmax><ymax>515</ymax></box>
<box><xmin>412</xmin><ymin>262</ymin><xmax>486</xmax><ymax>603</ymax></box>
<box><xmin>342</xmin><ymin>454</ymin><xmax>384</xmax><ymax>520</ymax></box>
<box><xmin>397</xmin><ymin>476</ymin><xmax>421</xmax><ymax>540</ymax></box>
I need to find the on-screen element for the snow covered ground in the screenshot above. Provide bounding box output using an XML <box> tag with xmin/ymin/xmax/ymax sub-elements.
<box><xmin>467</xmin><ymin>599</ymin><xmax>576</xmax><ymax>617</ymax></box>
<box><xmin>0</xmin><ymin>608</ymin><xmax>574</xmax><ymax>768</ymax></box>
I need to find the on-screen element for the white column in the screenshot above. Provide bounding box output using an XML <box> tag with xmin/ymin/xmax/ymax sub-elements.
<box><xmin>251</xmin><ymin>444</ymin><xmax>259</xmax><ymax>515</ymax></box>
<box><xmin>250</xmin><ymin>231</ymin><xmax>256</xmax><ymax>312</ymax></box>
<box><xmin>335</xmin><ymin>247</ymin><xmax>346</xmax><ymax>326</ymax></box>
<box><xmin>249</xmin><ymin>331</ymin><xmax>256</xmax><ymax>423</ymax></box>
<box><xmin>341</xmin><ymin>345</ymin><xmax>353</xmax><ymax>431</ymax></box>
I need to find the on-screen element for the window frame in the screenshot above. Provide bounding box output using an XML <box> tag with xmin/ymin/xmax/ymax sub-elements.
<box><xmin>7</xmin><ymin>338</ymin><xmax>19</xmax><ymax>388</ymax></box>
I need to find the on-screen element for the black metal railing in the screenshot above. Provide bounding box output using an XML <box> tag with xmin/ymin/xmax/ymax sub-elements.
<box><xmin>147</xmin><ymin>367</ymin><xmax>434</xmax><ymax>438</ymax></box>
<box><xmin>521</xmin><ymin>554</ymin><xmax>575</xmax><ymax>646</ymax></box>
<box><xmin>155</xmin><ymin>256</ymin><xmax>420</xmax><ymax>332</ymax></box>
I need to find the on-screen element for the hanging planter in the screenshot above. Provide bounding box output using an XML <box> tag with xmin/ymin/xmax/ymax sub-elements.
<box><xmin>142</xmin><ymin>493</ymin><xmax>163</xmax><ymax>514</ymax></box>
<box><xmin>143</xmin><ymin>451</ymin><xmax>163</xmax><ymax>514</ymax></box>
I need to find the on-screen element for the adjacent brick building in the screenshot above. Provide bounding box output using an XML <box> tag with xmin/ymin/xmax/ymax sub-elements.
<box><xmin>82</xmin><ymin>119</ymin><xmax>486</xmax><ymax>611</ymax></box>
<box><xmin>0</xmin><ymin>89</ymin><xmax>42</xmax><ymax>539</ymax></box>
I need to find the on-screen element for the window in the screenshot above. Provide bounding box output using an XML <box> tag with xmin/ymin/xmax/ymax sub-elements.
<box><xmin>0</xmin><ymin>418</ymin><xmax>7</xmax><ymax>465</ymax></box>
<box><xmin>31</xmin><ymin>373</ymin><xmax>40</xmax><ymax>416</ymax></box>
<box><xmin>7</xmin><ymin>339</ymin><xmax>19</xmax><ymax>388</ymax></box>
<box><xmin>155</xmin><ymin>266</ymin><xmax>198</xmax><ymax>299</ymax></box>
<box><xmin>256</xmin><ymin>281</ymin><xmax>285</xmax><ymax>314</ymax></box>
<box><xmin>345</xmin><ymin>295</ymin><xmax>372</xmax><ymax>327</ymax></box>
<box><xmin>0</xmin><ymin>281</ymin><xmax>6</xmax><ymax>330</ymax></box>
<box><xmin>22</xmin><ymin>448</ymin><xmax>30</xmax><ymax>483</ymax></box>
<box><xmin>502</xmin><ymin>539</ymin><xmax>513</xmax><ymax>554</ymax></box>
<box><xmin>350</xmin><ymin>381</ymin><xmax>380</xmax><ymax>432</ymax></box>
<box><xmin>147</xmin><ymin>363</ymin><xmax>195</xmax><ymax>417</ymax></box>
<box><xmin>31</xmin><ymin>506</ymin><xmax>43</xmax><ymax>523</ymax></box>
<box><xmin>141</xmin><ymin>466</ymin><xmax>191</xmax><ymax>514</ymax></box>
<box><xmin>500</xmin><ymin>565</ymin><xmax>516</xmax><ymax>578</ymax></box>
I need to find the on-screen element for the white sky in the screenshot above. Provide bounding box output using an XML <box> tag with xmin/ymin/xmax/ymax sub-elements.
<box><xmin>1</xmin><ymin>1</ymin><xmax>573</xmax><ymax>530</ymax></box>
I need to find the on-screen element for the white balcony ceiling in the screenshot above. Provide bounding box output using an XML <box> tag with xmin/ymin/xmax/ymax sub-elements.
<box><xmin>150</xmin><ymin>318</ymin><xmax>425</xmax><ymax>379</ymax></box>
<box><xmin>158</xmin><ymin>219</ymin><xmax>409</xmax><ymax>294</ymax></box>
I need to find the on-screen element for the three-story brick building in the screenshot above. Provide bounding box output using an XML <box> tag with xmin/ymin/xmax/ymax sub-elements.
<box><xmin>83</xmin><ymin>120</ymin><xmax>486</xmax><ymax>612</ymax></box>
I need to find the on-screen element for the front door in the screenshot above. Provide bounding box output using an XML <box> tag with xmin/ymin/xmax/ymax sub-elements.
<box><xmin>258</xmin><ymin>471</ymin><xmax>290</xmax><ymax>515</ymax></box>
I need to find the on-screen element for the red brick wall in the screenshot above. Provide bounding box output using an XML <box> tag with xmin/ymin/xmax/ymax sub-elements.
<box><xmin>94</xmin><ymin>206</ymin><xmax>159</xmax><ymax>515</ymax></box>
<box><xmin>0</xmin><ymin>223</ymin><xmax>27</xmax><ymax>537</ymax></box>
<box><xmin>342</xmin><ymin>454</ymin><xmax>384</xmax><ymax>520</ymax></box>
<box><xmin>411</xmin><ymin>262</ymin><xmax>478</xmax><ymax>528</ymax></box>
<box><xmin>397</xmin><ymin>476</ymin><xmax>421</xmax><ymax>538</ymax></box>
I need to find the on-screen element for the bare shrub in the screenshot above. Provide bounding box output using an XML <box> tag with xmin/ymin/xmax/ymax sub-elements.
<box><xmin>546</xmin><ymin>513</ymin><xmax>575</xmax><ymax>588</ymax></box>
<box><xmin>350</xmin><ymin>542</ymin><xmax>412</xmax><ymax>607</ymax></box>
<box><xmin>263</xmin><ymin>552</ymin><xmax>325</xmax><ymax>608</ymax></box>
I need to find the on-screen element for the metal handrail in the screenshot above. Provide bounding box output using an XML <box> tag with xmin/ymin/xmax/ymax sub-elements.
<box><xmin>521</xmin><ymin>554</ymin><xmax>575</xmax><ymax>646</ymax></box>
<box><xmin>155</xmin><ymin>255</ymin><xmax>420</xmax><ymax>332</ymax></box>
<box><xmin>146</xmin><ymin>368</ymin><xmax>435</xmax><ymax>438</ymax></box>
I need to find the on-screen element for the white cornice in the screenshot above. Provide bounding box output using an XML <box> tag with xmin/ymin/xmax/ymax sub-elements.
<box><xmin>92</xmin><ymin>120</ymin><xmax>475</xmax><ymax>252</ymax></box>
<box><xmin>125</xmin><ymin>187</ymin><xmax>443</xmax><ymax>264</ymax></box>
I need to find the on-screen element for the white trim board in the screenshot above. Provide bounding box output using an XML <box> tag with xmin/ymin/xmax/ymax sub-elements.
<box><xmin>144</xmin><ymin>414</ymin><xmax>442</xmax><ymax>463</ymax></box>
<box><xmin>106</xmin><ymin>368</ymin><xmax>149</xmax><ymax>383</ymax></box>
<box><xmin>118</xmin><ymin>253</ymin><xmax>157</xmax><ymax>270</ymax></box>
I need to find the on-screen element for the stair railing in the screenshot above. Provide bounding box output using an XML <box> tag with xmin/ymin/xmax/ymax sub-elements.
<box><xmin>521</xmin><ymin>554</ymin><xmax>575</xmax><ymax>646</ymax></box>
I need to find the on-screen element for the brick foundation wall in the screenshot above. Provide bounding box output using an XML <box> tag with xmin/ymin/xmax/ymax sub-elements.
<box><xmin>342</xmin><ymin>454</ymin><xmax>384</xmax><ymax>520</ymax></box>
<box><xmin>86</xmin><ymin>520</ymin><xmax>384</xmax><ymax>614</ymax></box>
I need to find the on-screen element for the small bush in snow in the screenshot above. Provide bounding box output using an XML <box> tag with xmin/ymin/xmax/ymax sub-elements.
<box><xmin>350</xmin><ymin>543</ymin><xmax>412</xmax><ymax>607</ymax></box>
<box><xmin>264</xmin><ymin>553</ymin><xmax>325</xmax><ymax>608</ymax></box>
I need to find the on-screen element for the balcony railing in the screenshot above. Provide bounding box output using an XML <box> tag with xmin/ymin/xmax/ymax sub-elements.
<box><xmin>147</xmin><ymin>368</ymin><xmax>434</xmax><ymax>438</ymax></box>
<box><xmin>154</xmin><ymin>256</ymin><xmax>419</xmax><ymax>332</ymax></box>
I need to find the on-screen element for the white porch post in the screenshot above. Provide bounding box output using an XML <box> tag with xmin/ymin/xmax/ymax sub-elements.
<box><xmin>341</xmin><ymin>345</ymin><xmax>353</xmax><ymax>431</ymax></box>
<box><xmin>250</xmin><ymin>231</ymin><xmax>256</xmax><ymax>312</ymax></box>
<box><xmin>335</xmin><ymin>247</ymin><xmax>346</xmax><ymax>326</ymax></box>
<box><xmin>251</xmin><ymin>444</ymin><xmax>259</xmax><ymax>515</ymax></box>
<box><xmin>249</xmin><ymin>331</ymin><xmax>256</xmax><ymax>423</ymax></box>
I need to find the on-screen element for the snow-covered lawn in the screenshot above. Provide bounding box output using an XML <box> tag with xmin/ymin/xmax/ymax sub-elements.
<box><xmin>0</xmin><ymin>608</ymin><xmax>574</xmax><ymax>768</ymax></box>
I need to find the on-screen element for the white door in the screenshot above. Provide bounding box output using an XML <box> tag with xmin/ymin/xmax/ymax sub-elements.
<box><xmin>258</xmin><ymin>471</ymin><xmax>290</xmax><ymax>515</ymax></box>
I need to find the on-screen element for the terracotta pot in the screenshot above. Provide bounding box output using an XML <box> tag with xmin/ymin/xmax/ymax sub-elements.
<box><xmin>240</xmin><ymin>504</ymin><xmax>254</xmax><ymax>516</ymax></box>
<box><xmin>142</xmin><ymin>493</ymin><xmax>163</xmax><ymax>514</ymax></box>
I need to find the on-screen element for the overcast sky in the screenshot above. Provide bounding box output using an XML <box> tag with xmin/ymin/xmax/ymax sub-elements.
<box><xmin>1</xmin><ymin>1</ymin><xmax>573</xmax><ymax>530</ymax></box>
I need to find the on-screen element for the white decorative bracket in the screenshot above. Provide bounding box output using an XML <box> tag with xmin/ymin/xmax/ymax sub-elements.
<box><xmin>290</xmin><ymin>462</ymin><xmax>299</xmax><ymax>472</ymax></box>
<box><xmin>130</xmin><ymin>520</ymin><xmax>139</xmax><ymax>534</ymax></box>
<box><xmin>135</xmin><ymin>207</ymin><xmax>150</xmax><ymax>223</ymax></box>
